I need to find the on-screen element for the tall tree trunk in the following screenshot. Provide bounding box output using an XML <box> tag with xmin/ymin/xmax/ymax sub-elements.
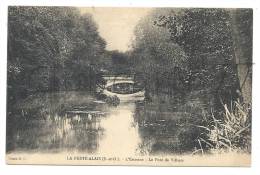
<box><xmin>229</xmin><ymin>9</ymin><xmax>253</xmax><ymax>104</ymax></box>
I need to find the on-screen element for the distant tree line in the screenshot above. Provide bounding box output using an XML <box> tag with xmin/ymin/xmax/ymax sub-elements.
<box><xmin>100</xmin><ymin>50</ymin><xmax>133</xmax><ymax>75</ymax></box>
<box><xmin>8</xmin><ymin>7</ymin><xmax>106</xmax><ymax>105</ymax></box>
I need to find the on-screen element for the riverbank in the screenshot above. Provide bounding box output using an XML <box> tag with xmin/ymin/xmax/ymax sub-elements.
<box><xmin>138</xmin><ymin>90</ymin><xmax>251</xmax><ymax>155</ymax></box>
<box><xmin>14</xmin><ymin>91</ymin><xmax>96</xmax><ymax>114</ymax></box>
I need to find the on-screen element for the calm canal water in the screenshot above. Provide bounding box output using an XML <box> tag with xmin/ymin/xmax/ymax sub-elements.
<box><xmin>7</xmin><ymin>96</ymin><xmax>188</xmax><ymax>155</ymax></box>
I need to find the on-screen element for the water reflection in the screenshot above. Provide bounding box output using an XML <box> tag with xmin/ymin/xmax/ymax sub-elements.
<box><xmin>10</xmin><ymin>101</ymin><xmax>142</xmax><ymax>154</ymax></box>
<box><xmin>13</xmin><ymin>110</ymin><xmax>106</xmax><ymax>153</ymax></box>
<box><xmin>134</xmin><ymin>101</ymin><xmax>182</xmax><ymax>155</ymax></box>
<box><xmin>9</xmin><ymin>98</ymin><xmax>191</xmax><ymax>155</ymax></box>
<box><xmin>98</xmin><ymin>103</ymin><xmax>141</xmax><ymax>156</ymax></box>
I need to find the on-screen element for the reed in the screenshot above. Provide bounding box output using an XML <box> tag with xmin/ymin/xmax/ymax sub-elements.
<box><xmin>196</xmin><ymin>100</ymin><xmax>251</xmax><ymax>154</ymax></box>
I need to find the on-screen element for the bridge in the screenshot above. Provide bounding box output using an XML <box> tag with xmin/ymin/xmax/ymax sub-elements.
<box><xmin>102</xmin><ymin>75</ymin><xmax>135</xmax><ymax>87</ymax></box>
<box><xmin>101</xmin><ymin>74</ymin><xmax>145</xmax><ymax>101</ymax></box>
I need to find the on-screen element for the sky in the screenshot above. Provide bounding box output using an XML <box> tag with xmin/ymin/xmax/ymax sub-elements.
<box><xmin>79</xmin><ymin>7</ymin><xmax>151</xmax><ymax>52</ymax></box>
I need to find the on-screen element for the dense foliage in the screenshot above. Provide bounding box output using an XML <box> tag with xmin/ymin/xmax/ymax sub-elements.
<box><xmin>8</xmin><ymin>7</ymin><xmax>106</xmax><ymax>105</ymax></box>
<box><xmin>155</xmin><ymin>9</ymin><xmax>241</xmax><ymax>104</ymax></box>
<box><xmin>131</xmin><ymin>10</ymin><xmax>189</xmax><ymax>98</ymax></box>
<box><xmin>131</xmin><ymin>8</ymin><xmax>252</xmax><ymax>153</ymax></box>
<box><xmin>132</xmin><ymin>9</ymin><xmax>252</xmax><ymax>105</ymax></box>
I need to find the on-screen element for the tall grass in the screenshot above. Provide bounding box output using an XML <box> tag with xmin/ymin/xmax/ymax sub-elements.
<box><xmin>196</xmin><ymin>100</ymin><xmax>251</xmax><ymax>154</ymax></box>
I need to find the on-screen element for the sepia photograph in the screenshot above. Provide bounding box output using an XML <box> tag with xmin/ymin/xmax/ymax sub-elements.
<box><xmin>5</xmin><ymin>6</ymin><xmax>252</xmax><ymax>166</ymax></box>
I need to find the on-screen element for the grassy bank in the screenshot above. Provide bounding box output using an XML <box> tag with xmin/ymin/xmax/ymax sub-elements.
<box><xmin>11</xmin><ymin>91</ymin><xmax>96</xmax><ymax>118</ymax></box>
<box><xmin>138</xmin><ymin>90</ymin><xmax>251</xmax><ymax>155</ymax></box>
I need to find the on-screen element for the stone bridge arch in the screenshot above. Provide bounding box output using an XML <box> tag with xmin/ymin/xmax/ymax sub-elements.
<box><xmin>101</xmin><ymin>74</ymin><xmax>145</xmax><ymax>101</ymax></box>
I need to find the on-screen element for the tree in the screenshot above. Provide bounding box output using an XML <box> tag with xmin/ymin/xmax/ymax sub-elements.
<box><xmin>229</xmin><ymin>9</ymin><xmax>253</xmax><ymax>104</ymax></box>
<box><xmin>155</xmin><ymin>8</ymin><xmax>242</xmax><ymax>106</ymax></box>
<box><xmin>131</xmin><ymin>9</ymin><xmax>188</xmax><ymax>97</ymax></box>
<box><xmin>7</xmin><ymin>6</ymin><xmax>107</xmax><ymax>105</ymax></box>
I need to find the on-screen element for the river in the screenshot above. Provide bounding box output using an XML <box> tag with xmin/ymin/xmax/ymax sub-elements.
<box><xmin>7</xmin><ymin>91</ymin><xmax>196</xmax><ymax>155</ymax></box>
